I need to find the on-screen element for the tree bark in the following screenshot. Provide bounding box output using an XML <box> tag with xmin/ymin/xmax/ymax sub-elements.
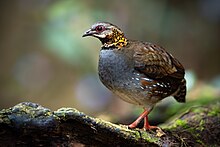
<box><xmin>0</xmin><ymin>102</ymin><xmax>219</xmax><ymax>146</ymax></box>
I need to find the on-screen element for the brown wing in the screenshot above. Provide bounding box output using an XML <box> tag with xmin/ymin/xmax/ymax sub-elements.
<box><xmin>133</xmin><ymin>43</ymin><xmax>184</xmax><ymax>79</ymax></box>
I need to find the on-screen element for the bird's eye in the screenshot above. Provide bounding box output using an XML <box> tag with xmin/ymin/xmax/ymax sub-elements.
<box><xmin>95</xmin><ymin>25</ymin><xmax>105</xmax><ymax>32</ymax></box>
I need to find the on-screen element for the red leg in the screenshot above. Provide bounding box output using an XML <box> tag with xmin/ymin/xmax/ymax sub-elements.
<box><xmin>128</xmin><ymin>109</ymin><xmax>149</xmax><ymax>129</ymax></box>
<box><xmin>143</xmin><ymin>115</ymin><xmax>158</xmax><ymax>130</ymax></box>
<box><xmin>144</xmin><ymin>116</ymin><xmax>165</xmax><ymax>137</ymax></box>
<box><xmin>128</xmin><ymin>108</ymin><xmax>164</xmax><ymax>136</ymax></box>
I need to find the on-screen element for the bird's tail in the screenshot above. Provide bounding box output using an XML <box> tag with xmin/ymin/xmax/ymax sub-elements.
<box><xmin>174</xmin><ymin>79</ymin><xmax>186</xmax><ymax>103</ymax></box>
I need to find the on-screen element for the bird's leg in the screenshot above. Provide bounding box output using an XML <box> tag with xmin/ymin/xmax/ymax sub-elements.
<box><xmin>128</xmin><ymin>109</ymin><xmax>149</xmax><ymax>129</ymax></box>
<box><xmin>128</xmin><ymin>107</ymin><xmax>165</xmax><ymax>136</ymax></box>
<box><xmin>144</xmin><ymin>115</ymin><xmax>165</xmax><ymax>137</ymax></box>
<box><xmin>143</xmin><ymin>115</ymin><xmax>158</xmax><ymax>130</ymax></box>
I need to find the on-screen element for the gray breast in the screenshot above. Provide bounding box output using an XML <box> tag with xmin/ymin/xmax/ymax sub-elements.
<box><xmin>98</xmin><ymin>49</ymin><xmax>148</xmax><ymax>106</ymax></box>
<box><xmin>97</xmin><ymin>48</ymin><xmax>179</xmax><ymax>109</ymax></box>
<box><xmin>98</xmin><ymin>50</ymin><xmax>165</xmax><ymax>108</ymax></box>
<box><xmin>98</xmin><ymin>49</ymin><xmax>133</xmax><ymax>91</ymax></box>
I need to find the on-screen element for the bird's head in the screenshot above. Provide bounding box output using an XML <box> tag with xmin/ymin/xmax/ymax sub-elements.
<box><xmin>82</xmin><ymin>22</ymin><xmax>128</xmax><ymax>48</ymax></box>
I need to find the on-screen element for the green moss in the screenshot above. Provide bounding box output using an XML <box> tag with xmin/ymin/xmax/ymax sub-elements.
<box><xmin>191</xmin><ymin>106</ymin><xmax>204</xmax><ymax>114</ymax></box>
<box><xmin>54</xmin><ymin>107</ymin><xmax>160</xmax><ymax>143</ymax></box>
<box><xmin>197</xmin><ymin>120</ymin><xmax>205</xmax><ymax>131</ymax></box>
<box><xmin>95</xmin><ymin>118</ymin><xmax>159</xmax><ymax>143</ymax></box>
<box><xmin>196</xmin><ymin>139</ymin><xmax>205</xmax><ymax>146</ymax></box>
<box><xmin>207</xmin><ymin>103</ymin><xmax>220</xmax><ymax>117</ymax></box>
<box><xmin>0</xmin><ymin>109</ymin><xmax>11</xmax><ymax>124</ymax></box>
<box><xmin>176</xmin><ymin>119</ymin><xmax>187</xmax><ymax>126</ymax></box>
<box><xmin>182</xmin><ymin>119</ymin><xmax>204</xmax><ymax>138</ymax></box>
<box><xmin>138</xmin><ymin>130</ymin><xmax>159</xmax><ymax>143</ymax></box>
<box><xmin>54</xmin><ymin>102</ymin><xmax>220</xmax><ymax>145</ymax></box>
<box><xmin>170</xmin><ymin>119</ymin><xmax>189</xmax><ymax>129</ymax></box>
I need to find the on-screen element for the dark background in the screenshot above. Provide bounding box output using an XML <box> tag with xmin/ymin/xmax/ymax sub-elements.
<box><xmin>0</xmin><ymin>0</ymin><xmax>219</xmax><ymax>124</ymax></box>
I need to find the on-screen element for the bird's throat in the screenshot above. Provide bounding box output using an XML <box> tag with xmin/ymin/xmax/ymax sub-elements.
<box><xmin>101</xmin><ymin>29</ymin><xmax>128</xmax><ymax>49</ymax></box>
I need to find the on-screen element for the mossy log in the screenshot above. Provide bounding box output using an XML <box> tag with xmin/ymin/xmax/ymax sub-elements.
<box><xmin>0</xmin><ymin>102</ymin><xmax>219</xmax><ymax>146</ymax></box>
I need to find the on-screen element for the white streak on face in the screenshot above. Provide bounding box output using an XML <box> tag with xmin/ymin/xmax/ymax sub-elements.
<box><xmin>93</xmin><ymin>34</ymin><xmax>106</xmax><ymax>38</ymax></box>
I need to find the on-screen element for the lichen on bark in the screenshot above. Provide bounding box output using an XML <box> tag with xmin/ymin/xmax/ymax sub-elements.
<box><xmin>0</xmin><ymin>101</ymin><xmax>219</xmax><ymax>146</ymax></box>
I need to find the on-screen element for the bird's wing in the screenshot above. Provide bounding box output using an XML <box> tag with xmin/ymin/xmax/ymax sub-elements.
<box><xmin>133</xmin><ymin>43</ymin><xmax>184</xmax><ymax>79</ymax></box>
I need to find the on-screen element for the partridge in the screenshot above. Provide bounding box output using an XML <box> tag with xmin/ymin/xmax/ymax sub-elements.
<box><xmin>82</xmin><ymin>22</ymin><xmax>186</xmax><ymax>130</ymax></box>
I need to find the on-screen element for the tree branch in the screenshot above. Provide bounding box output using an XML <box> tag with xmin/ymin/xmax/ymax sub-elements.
<box><xmin>0</xmin><ymin>102</ymin><xmax>219</xmax><ymax>146</ymax></box>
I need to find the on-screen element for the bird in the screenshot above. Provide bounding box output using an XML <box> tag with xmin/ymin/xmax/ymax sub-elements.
<box><xmin>82</xmin><ymin>22</ymin><xmax>186</xmax><ymax>131</ymax></box>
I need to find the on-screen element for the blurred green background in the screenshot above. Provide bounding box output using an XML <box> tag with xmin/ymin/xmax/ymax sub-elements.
<box><xmin>0</xmin><ymin>0</ymin><xmax>220</xmax><ymax>125</ymax></box>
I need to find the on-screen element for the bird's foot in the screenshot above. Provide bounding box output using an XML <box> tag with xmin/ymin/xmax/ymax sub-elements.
<box><xmin>143</xmin><ymin>125</ymin><xmax>158</xmax><ymax>130</ymax></box>
<box><xmin>128</xmin><ymin>123</ymin><xmax>138</xmax><ymax>129</ymax></box>
<box><xmin>143</xmin><ymin>125</ymin><xmax>165</xmax><ymax>137</ymax></box>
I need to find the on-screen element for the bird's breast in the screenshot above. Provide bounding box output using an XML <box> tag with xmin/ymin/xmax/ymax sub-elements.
<box><xmin>97</xmin><ymin>49</ymin><xmax>174</xmax><ymax>107</ymax></box>
<box><xmin>98</xmin><ymin>49</ymin><xmax>132</xmax><ymax>90</ymax></box>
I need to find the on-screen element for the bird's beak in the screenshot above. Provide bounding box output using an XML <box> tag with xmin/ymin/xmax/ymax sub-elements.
<box><xmin>82</xmin><ymin>29</ymin><xmax>96</xmax><ymax>37</ymax></box>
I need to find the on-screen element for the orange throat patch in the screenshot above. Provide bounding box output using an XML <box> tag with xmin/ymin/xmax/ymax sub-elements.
<box><xmin>102</xmin><ymin>29</ymin><xmax>128</xmax><ymax>49</ymax></box>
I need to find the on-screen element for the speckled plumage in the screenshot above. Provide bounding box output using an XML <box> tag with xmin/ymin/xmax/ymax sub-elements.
<box><xmin>98</xmin><ymin>41</ymin><xmax>186</xmax><ymax>109</ymax></box>
<box><xmin>83</xmin><ymin>22</ymin><xmax>186</xmax><ymax>130</ymax></box>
